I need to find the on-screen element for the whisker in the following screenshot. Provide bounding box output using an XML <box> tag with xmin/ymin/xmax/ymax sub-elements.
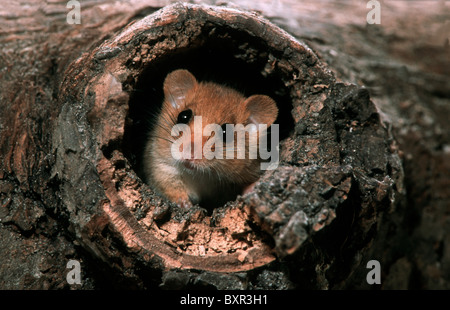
<box><xmin>152</xmin><ymin>118</ymin><xmax>173</xmax><ymax>135</ymax></box>
<box><xmin>148</xmin><ymin>134</ymin><xmax>175</xmax><ymax>144</ymax></box>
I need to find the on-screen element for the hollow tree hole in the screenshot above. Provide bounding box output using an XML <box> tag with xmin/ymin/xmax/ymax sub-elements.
<box><xmin>56</xmin><ymin>3</ymin><xmax>402</xmax><ymax>275</ymax></box>
<box><xmin>123</xmin><ymin>29</ymin><xmax>295</xmax><ymax>213</ymax></box>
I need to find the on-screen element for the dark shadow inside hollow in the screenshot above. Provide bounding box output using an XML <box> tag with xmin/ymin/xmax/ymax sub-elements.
<box><xmin>123</xmin><ymin>31</ymin><xmax>295</xmax><ymax>209</ymax></box>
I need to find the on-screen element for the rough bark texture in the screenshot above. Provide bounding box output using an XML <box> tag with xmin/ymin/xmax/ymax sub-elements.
<box><xmin>0</xmin><ymin>0</ymin><xmax>448</xmax><ymax>290</ymax></box>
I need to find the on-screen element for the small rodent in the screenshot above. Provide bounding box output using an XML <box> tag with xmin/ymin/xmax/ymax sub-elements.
<box><xmin>143</xmin><ymin>69</ymin><xmax>278</xmax><ymax>208</ymax></box>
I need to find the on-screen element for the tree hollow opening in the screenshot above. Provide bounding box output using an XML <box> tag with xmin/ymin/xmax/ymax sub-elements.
<box><xmin>56</xmin><ymin>3</ymin><xmax>402</xmax><ymax>276</ymax></box>
<box><xmin>124</xmin><ymin>25</ymin><xmax>295</xmax><ymax>212</ymax></box>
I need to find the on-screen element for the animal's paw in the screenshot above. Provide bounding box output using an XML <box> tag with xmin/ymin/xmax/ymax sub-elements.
<box><xmin>171</xmin><ymin>192</ymin><xmax>199</xmax><ymax>209</ymax></box>
<box><xmin>176</xmin><ymin>198</ymin><xmax>193</xmax><ymax>209</ymax></box>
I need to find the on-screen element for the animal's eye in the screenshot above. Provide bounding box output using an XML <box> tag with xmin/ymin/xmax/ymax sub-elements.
<box><xmin>177</xmin><ymin>109</ymin><xmax>193</xmax><ymax>124</ymax></box>
<box><xmin>220</xmin><ymin>123</ymin><xmax>232</xmax><ymax>142</ymax></box>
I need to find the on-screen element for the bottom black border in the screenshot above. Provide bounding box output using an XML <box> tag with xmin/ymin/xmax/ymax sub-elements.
<box><xmin>0</xmin><ymin>290</ymin><xmax>446</xmax><ymax>308</ymax></box>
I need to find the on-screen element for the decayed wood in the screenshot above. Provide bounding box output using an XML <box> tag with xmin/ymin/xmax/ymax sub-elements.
<box><xmin>0</xmin><ymin>1</ymin><xmax>447</xmax><ymax>289</ymax></box>
<box><xmin>51</xmin><ymin>2</ymin><xmax>402</xmax><ymax>287</ymax></box>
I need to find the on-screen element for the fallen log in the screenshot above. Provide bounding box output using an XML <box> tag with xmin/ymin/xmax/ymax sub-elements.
<box><xmin>1</xmin><ymin>2</ymin><xmax>404</xmax><ymax>289</ymax></box>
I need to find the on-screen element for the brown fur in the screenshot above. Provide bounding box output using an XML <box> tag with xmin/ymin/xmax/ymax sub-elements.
<box><xmin>144</xmin><ymin>69</ymin><xmax>278</xmax><ymax>208</ymax></box>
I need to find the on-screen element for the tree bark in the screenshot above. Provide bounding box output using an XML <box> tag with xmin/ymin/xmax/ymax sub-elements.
<box><xmin>0</xmin><ymin>0</ymin><xmax>448</xmax><ymax>290</ymax></box>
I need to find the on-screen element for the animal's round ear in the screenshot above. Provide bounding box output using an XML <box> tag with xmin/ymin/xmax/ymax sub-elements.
<box><xmin>244</xmin><ymin>95</ymin><xmax>278</xmax><ymax>126</ymax></box>
<box><xmin>163</xmin><ymin>69</ymin><xmax>197</xmax><ymax>109</ymax></box>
